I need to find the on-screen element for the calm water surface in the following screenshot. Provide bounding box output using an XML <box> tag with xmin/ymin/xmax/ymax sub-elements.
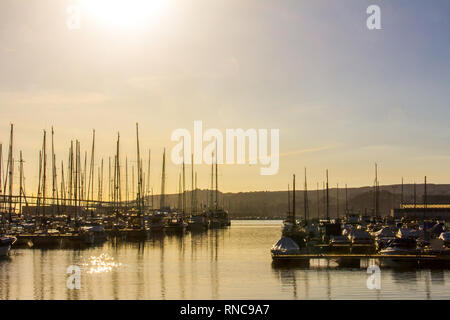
<box><xmin>0</xmin><ymin>220</ymin><xmax>449</xmax><ymax>299</ymax></box>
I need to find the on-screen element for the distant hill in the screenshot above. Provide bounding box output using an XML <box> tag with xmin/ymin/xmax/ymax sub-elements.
<box><xmin>144</xmin><ymin>184</ymin><xmax>450</xmax><ymax>219</ymax></box>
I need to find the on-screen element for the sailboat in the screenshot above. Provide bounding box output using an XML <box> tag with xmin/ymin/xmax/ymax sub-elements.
<box><xmin>206</xmin><ymin>146</ymin><xmax>230</xmax><ymax>228</ymax></box>
<box><xmin>165</xmin><ymin>211</ymin><xmax>187</xmax><ymax>233</ymax></box>
<box><xmin>0</xmin><ymin>124</ymin><xmax>17</xmax><ymax>256</ymax></box>
<box><xmin>150</xmin><ymin>149</ymin><xmax>169</xmax><ymax>232</ymax></box>
<box><xmin>282</xmin><ymin>175</ymin><xmax>306</xmax><ymax>247</ymax></box>
<box><xmin>187</xmin><ymin>156</ymin><xmax>208</xmax><ymax>231</ymax></box>
<box><xmin>282</xmin><ymin>184</ymin><xmax>296</xmax><ymax>234</ymax></box>
<box><xmin>164</xmin><ymin>184</ymin><xmax>187</xmax><ymax>233</ymax></box>
<box><xmin>125</xmin><ymin>124</ymin><xmax>149</xmax><ymax>239</ymax></box>
<box><xmin>164</xmin><ymin>142</ymin><xmax>188</xmax><ymax>233</ymax></box>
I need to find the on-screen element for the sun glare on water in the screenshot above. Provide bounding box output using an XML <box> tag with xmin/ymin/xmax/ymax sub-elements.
<box><xmin>79</xmin><ymin>0</ymin><xmax>171</xmax><ymax>29</ymax></box>
<box><xmin>83</xmin><ymin>254</ymin><xmax>122</xmax><ymax>274</ymax></box>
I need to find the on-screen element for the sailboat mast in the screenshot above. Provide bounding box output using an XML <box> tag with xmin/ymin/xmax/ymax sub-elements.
<box><xmin>345</xmin><ymin>184</ymin><xmax>348</xmax><ymax>215</ymax></box>
<box><xmin>424</xmin><ymin>176</ymin><xmax>427</xmax><ymax>217</ymax></box>
<box><xmin>414</xmin><ymin>181</ymin><xmax>417</xmax><ymax>208</ymax></box>
<box><xmin>160</xmin><ymin>148</ymin><xmax>166</xmax><ymax>209</ymax></box>
<box><xmin>125</xmin><ymin>157</ymin><xmax>128</xmax><ymax>206</ymax></box>
<box><xmin>304</xmin><ymin>167</ymin><xmax>308</xmax><ymax>224</ymax></box>
<box><xmin>326</xmin><ymin>170</ymin><xmax>329</xmax><ymax>221</ymax></box>
<box><xmin>215</xmin><ymin>142</ymin><xmax>218</xmax><ymax>210</ymax></box>
<box><xmin>292</xmin><ymin>174</ymin><xmax>296</xmax><ymax>223</ymax></box>
<box><xmin>147</xmin><ymin>149</ymin><xmax>151</xmax><ymax>207</ymax></box>
<box><xmin>51</xmin><ymin>127</ymin><xmax>56</xmax><ymax>207</ymax></box>
<box><xmin>177</xmin><ymin>173</ymin><xmax>182</xmax><ymax>210</ymax></box>
<box><xmin>116</xmin><ymin>133</ymin><xmax>121</xmax><ymax>209</ymax></box>
<box><xmin>374</xmin><ymin>163</ymin><xmax>379</xmax><ymax>217</ymax></box>
<box><xmin>53</xmin><ymin>153</ymin><xmax>59</xmax><ymax>213</ymax></box>
<box><xmin>100</xmin><ymin>158</ymin><xmax>104</xmax><ymax>202</ymax></box>
<box><xmin>108</xmin><ymin>157</ymin><xmax>112</xmax><ymax>202</ymax></box>
<box><xmin>316</xmin><ymin>182</ymin><xmax>320</xmax><ymax>219</ymax></box>
<box><xmin>74</xmin><ymin>140</ymin><xmax>78</xmax><ymax>221</ymax></box>
<box><xmin>194</xmin><ymin>171</ymin><xmax>197</xmax><ymax>213</ymax></box>
<box><xmin>19</xmin><ymin>151</ymin><xmax>23</xmax><ymax>217</ymax></box>
<box><xmin>401</xmin><ymin>177</ymin><xmax>404</xmax><ymax>206</ymax></box>
<box><xmin>136</xmin><ymin>123</ymin><xmax>142</xmax><ymax>218</ymax></box>
<box><xmin>42</xmin><ymin>130</ymin><xmax>47</xmax><ymax>219</ymax></box>
<box><xmin>336</xmin><ymin>183</ymin><xmax>339</xmax><ymax>219</ymax></box>
<box><xmin>113</xmin><ymin>154</ymin><xmax>117</xmax><ymax>213</ymax></box>
<box><xmin>210</xmin><ymin>151</ymin><xmax>214</xmax><ymax>209</ymax></box>
<box><xmin>36</xmin><ymin>150</ymin><xmax>42</xmax><ymax>219</ymax></box>
<box><xmin>182</xmin><ymin>139</ymin><xmax>186</xmax><ymax>215</ymax></box>
<box><xmin>83</xmin><ymin>151</ymin><xmax>87</xmax><ymax>204</ymax></box>
<box><xmin>287</xmin><ymin>184</ymin><xmax>290</xmax><ymax>216</ymax></box>
<box><xmin>87</xmin><ymin>130</ymin><xmax>95</xmax><ymax>203</ymax></box>
<box><xmin>53</xmin><ymin>153</ymin><xmax>57</xmax><ymax>214</ymax></box>
<box><xmin>8</xmin><ymin>124</ymin><xmax>14</xmax><ymax>222</ymax></box>
<box><xmin>69</xmin><ymin>141</ymin><xmax>73</xmax><ymax>205</ymax></box>
<box><xmin>191</xmin><ymin>153</ymin><xmax>194</xmax><ymax>215</ymax></box>
<box><xmin>61</xmin><ymin>160</ymin><xmax>65</xmax><ymax>206</ymax></box>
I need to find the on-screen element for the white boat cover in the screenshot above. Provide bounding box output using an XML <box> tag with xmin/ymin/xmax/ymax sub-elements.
<box><xmin>271</xmin><ymin>237</ymin><xmax>300</xmax><ymax>254</ymax></box>
<box><xmin>373</xmin><ymin>227</ymin><xmax>395</xmax><ymax>238</ymax></box>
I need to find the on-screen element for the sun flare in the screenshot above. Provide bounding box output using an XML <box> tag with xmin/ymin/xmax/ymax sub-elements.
<box><xmin>79</xmin><ymin>0</ymin><xmax>170</xmax><ymax>29</ymax></box>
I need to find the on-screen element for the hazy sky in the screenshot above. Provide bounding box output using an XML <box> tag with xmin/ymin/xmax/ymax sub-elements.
<box><xmin>1</xmin><ymin>0</ymin><xmax>450</xmax><ymax>195</ymax></box>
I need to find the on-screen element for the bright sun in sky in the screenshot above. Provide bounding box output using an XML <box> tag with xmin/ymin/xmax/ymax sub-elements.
<box><xmin>79</xmin><ymin>0</ymin><xmax>171</xmax><ymax>29</ymax></box>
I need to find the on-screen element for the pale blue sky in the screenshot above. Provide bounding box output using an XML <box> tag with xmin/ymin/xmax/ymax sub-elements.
<box><xmin>0</xmin><ymin>0</ymin><xmax>449</xmax><ymax>193</ymax></box>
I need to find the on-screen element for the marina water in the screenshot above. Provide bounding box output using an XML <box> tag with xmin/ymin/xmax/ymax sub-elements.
<box><xmin>0</xmin><ymin>220</ymin><xmax>449</xmax><ymax>300</ymax></box>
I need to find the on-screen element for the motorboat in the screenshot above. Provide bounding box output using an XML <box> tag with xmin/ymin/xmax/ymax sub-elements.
<box><xmin>188</xmin><ymin>214</ymin><xmax>208</xmax><ymax>231</ymax></box>
<box><xmin>372</xmin><ymin>227</ymin><xmax>396</xmax><ymax>250</ymax></box>
<box><xmin>0</xmin><ymin>235</ymin><xmax>16</xmax><ymax>257</ymax></box>
<box><xmin>379</xmin><ymin>237</ymin><xmax>420</xmax><ymax>267</ymax></box>
<box><xmin>149</xmin><ymin>210</ymin><xmax>168</xmax><ymax>232</ymax></box>
<box><xmin>165</xmin><ymin>212</ymin><xmax>187</xmax><ymax>233</ymax></box>
<box><xmin>380</xmin><ymin>238</ymin><xmax>418</xmax><ymax>255</ymax></box>
<box><xmin>208</xmin><ymin>209</ymin><xmax>230</xmax><ymax>228</ymax></box>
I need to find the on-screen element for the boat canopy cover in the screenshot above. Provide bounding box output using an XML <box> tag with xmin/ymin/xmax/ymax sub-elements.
<box><xmin>439</xmin><ymin>232</ymin><xmax>450</xmax><ymax>242</ymax></box>
<box><xmin>271</xmin><ymin>237</ymin><xmax>300</xmax><ymax>254</ymax></box>
<box><xmin>397</xmin><ymin>228</ymin><xmax>422</xmax><ymax>239</ymax></box>
<box><xmin>351</xmin><ymin>229</ymin><xmax>371</xmax><ymax>239</ymax></box>
<box><xmin>373</xmin><ymin>227</ymin><xmax>395</xmax><ymax>238</ymax></box>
